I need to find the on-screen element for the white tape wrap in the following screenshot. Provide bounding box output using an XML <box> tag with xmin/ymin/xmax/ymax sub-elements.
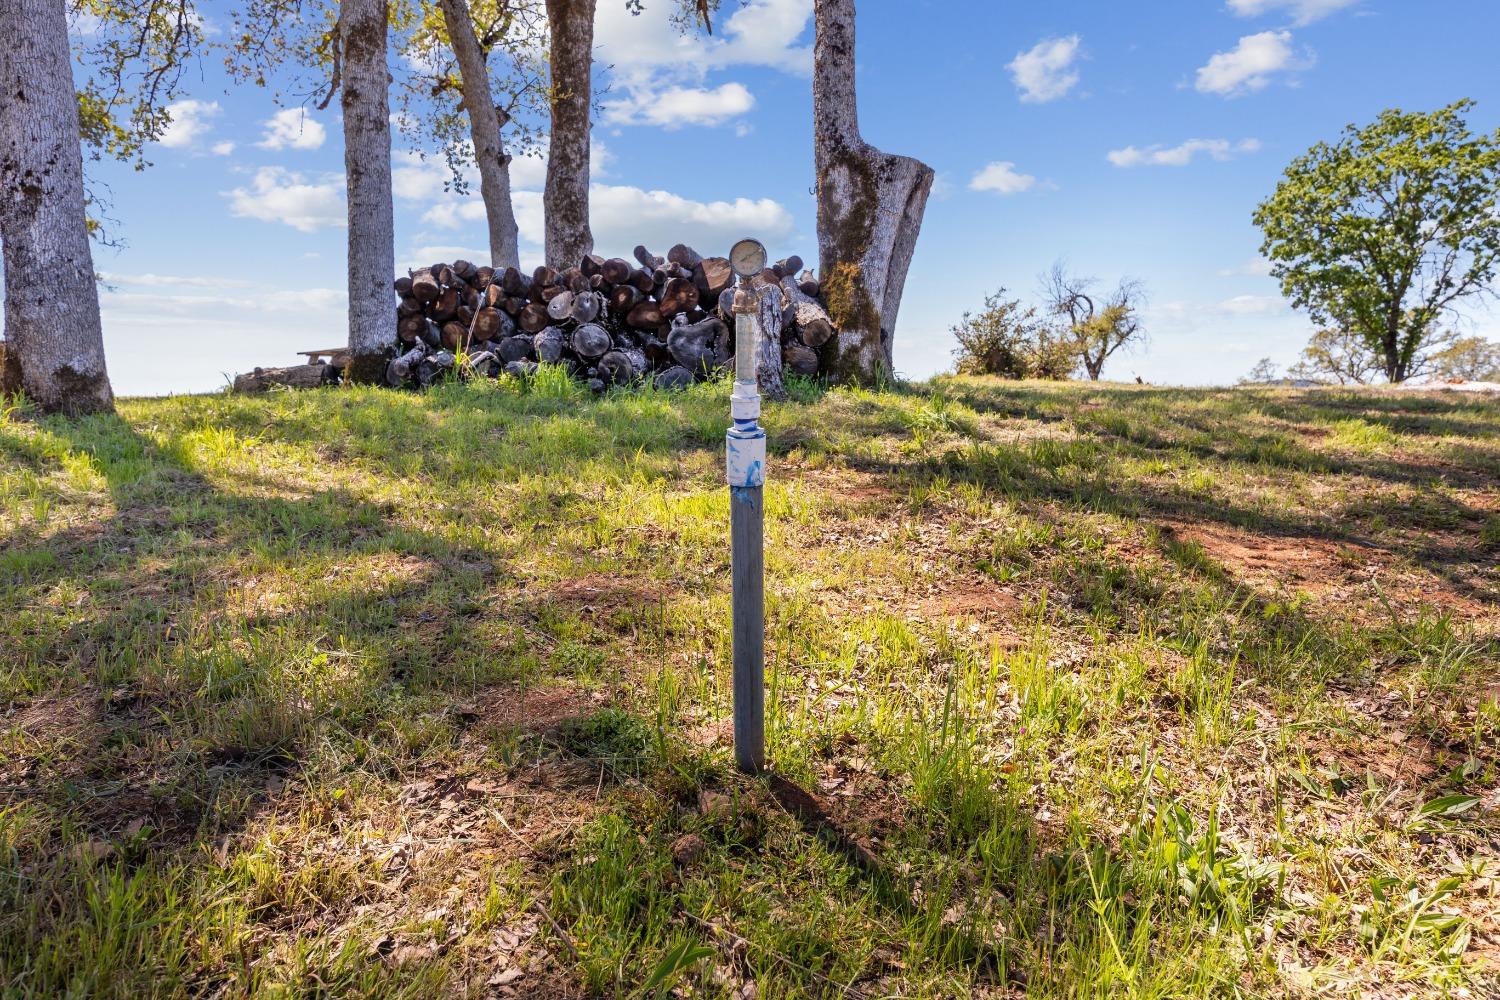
<box><xmin>725</xmin><ymin>428</ymin><xmax>766</xmax><ymax>488</ymax></box>
<box><xmin>730</xmin><ymin>394</ymin><xmax>761</xmax><ymax>420</ymax></box>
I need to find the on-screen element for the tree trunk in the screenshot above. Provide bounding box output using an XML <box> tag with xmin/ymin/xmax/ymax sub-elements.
<box><xmin>755</xmin><ymin>283</ymin><xmax>787</xmax><ymax>401</ymax></box>
<box><xmin>543</xmin><ymin>0</ymin><xmax>595</xmax><ymax>268</ymax></box>
<box><xmin>341</xmin><ymin>0</ymin><xmax>396</xmax><ymax>384</ymax></box>
<box><xmin>812</xmin><ymin>0</ymin><xmax>933</xmax><ymax>386</ymax></box>
<box><xmin>233</xmin><ymin>363</ymin><xmax>335</xmax><ymax>393</ymax></box>
<box><xmin>0</xmin><ymin>0</ymin><xmax>113</xmax><ymax>414</ymax></box>
<box><xmin>439</xmin><ymin>0</ymin><xmax>521</xmax><ymax>270</ymax></box>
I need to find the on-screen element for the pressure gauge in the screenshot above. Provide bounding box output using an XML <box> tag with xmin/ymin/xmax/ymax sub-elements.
<box><xmin>729</xmin><ymin>238</ymin><xmax>767</xmax><ymax>279</ymax></box>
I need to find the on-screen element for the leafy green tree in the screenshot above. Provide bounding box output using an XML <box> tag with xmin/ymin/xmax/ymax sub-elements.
<box><xmin>1254</xmin><ymin>100</ymin><xmax>1500</xmax><ymax>382</ymax></box>
<box><xmin>1429</xmin><ymin>335</ymin><xmax>1500</xmax><ymax>381</ymax></box>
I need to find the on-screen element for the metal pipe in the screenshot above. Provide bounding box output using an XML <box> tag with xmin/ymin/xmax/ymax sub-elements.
<box><xmin>730</xmin><ymin>483</ymin><xmax>764</xmax><ymax>773</ymax></box>
<box><xmin>726</xmin><ymin>273</ymin><xmax>766</xmax><ymax>774</ymax></box>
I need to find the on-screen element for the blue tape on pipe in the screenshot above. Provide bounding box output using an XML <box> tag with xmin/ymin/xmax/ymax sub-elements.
<box><xmin>725</xmin><ymin>426</ymin><xmax>767</xmax><ymax>488</ymax></box>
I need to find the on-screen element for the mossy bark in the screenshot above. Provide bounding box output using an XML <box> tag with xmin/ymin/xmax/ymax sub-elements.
<box><xmin>812</xmin><ymin>0</ymin><xmax>933</xmax><ymax>386</ymax></box>
<box><xmin>340</xmin><ymin>0</ymin><xmax>396</xmax><ymax>384</ymax></box>
<box><xmin>0</xmin><ymin>0</ymin><xmax>114</xmax><ymax>414</ymax></box>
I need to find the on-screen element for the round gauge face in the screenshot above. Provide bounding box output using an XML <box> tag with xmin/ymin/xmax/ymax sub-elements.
<box><xmin>729</xmin><ymin>238</ymin><xmax>768</xmax><ymax>278</ymax></box>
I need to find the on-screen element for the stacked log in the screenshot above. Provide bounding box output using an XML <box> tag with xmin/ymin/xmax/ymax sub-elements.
<box><xmin>384</xmin><ymin>245</ymin><xmax>838</xmax><ymax>392</ymax></box>
<box><xmin>233</xmin><ymin>363</ymin><xmax>339</xmax><ymax>393</ymax></box>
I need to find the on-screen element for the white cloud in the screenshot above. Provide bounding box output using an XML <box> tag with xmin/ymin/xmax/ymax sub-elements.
<box><xmin>1195</xmin><ymin>31</ymin><xmax>1306</xmax><ymax>96</ymax></box>
<box><xmin>1007</xmin><ymin>36</ymin><xmax>1082</xmax><ymax>103</ymax></box>
<box><xmin>594</xmin><ymin>0</ymin><xmax>812</xmax><ymax>79</ymax></box>
<box><xmin>1143</xmin><ymin>294</ymin><xmax>1293</xmax><ymax>333</ymax></box>
<box><xmin>1217</xmin><ymin>257</ymin><xmax>1274</xmax><ymax>277</ymax></box>
<box><xmin>420</xmin><ymin>200</ymin><xmax>484</xmax><ymax>230</ymax></box>
<box><xmin>392</xmin><ymin>151</ymin><xmax>460</xmax><ymax>202</ymax></box>
<box><xmin>509</xmin><ymin>152</ymin><xmax>548</xmax><ymax>190</ymax></box>
<box><xmin>409</xmin><ymin>245</ymin><xmax>492</xmax><ymax>266</ymax></box>
<box><xmin>225</xmin><ymin>167</ymin><xmax>345</xmax><ymax>232</ymax></box>
<box><xmin>101</xmin><ymin>288</ymin><xmax>345</xmax><ymax>319</ymax></box>
<box><xmin>969</xmin><ymin>161</ymin><xmax>1038</xmax><ymax>195</ymax></box>
<box><xmin>256</xmin><ymin>108</ymin><xmax>327</xmax><ymax>151</ymax></box>
<box><xmin>501</xmin><ymin>184</ymin><xmax>795</xmax><ymax>261</ymax></box>
<box><xmin>592</xmin><ymin>0</ymin><xmax>807</xmax><ymax>138</ymax></box>
<box><xmin>1217</xmin><ymin>294</ymin><xmax>1287</xmax><ymax>315</ymax></box>
<box><xmin>1107</xmin><ymin>138</ymin><xmax>1261</xmax><ymax>167</ymax></box>
<box><xmin>403</xmin><ymin>139</ymin><xmax>787</xmax><ymax>264</ymax></box>
<box><xmin>210</xmin><ymin>140</ymin><xmax>236</xmax><ymax>156</ymax></box>
<box><xmin>99</xmin><ymin>271</ymin><xmax>253</xmax><ymax>289</ymax></box>
<box><xmin>391</xmin><ymin>138</ymin><xmax>607</xmax><ymax>206</ymax></box>
<box><xmin>159</xmin><ymin>100</ymin><xmax>221</xmax><ymax>149</ymax></box>
<box><xmin>98</xmin><ymin>283</ymin><xmax>349</xmax><ymax>396</ymax></box>
<box><xmin>603</xmin><ymin>82</ymin><xmax>755</xmax><ymax>129</ymax></box>
<box><xmin>1226</xmin><ymin>0</ymin><xmax>1358</xmax><ymax>25</ymax></box>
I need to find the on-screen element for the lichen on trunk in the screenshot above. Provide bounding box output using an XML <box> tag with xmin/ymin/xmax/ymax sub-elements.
<box><xmin>811</xmin><ymin>0</ymin><xmax>933</xmax><ymax>386</ymax></box>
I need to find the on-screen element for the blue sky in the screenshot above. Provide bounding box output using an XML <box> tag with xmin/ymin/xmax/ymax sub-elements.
<box><xmin>46</xmin><ymin>0</ymin><xmax>1500</xmax><ymax>396</ymax></box>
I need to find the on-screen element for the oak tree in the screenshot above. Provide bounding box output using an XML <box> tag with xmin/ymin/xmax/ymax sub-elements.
<box><xmin>227</xmin><ymin>0</ymin><xmax>395</xmax><ymax>382</ymax></box>
<box><xmin>1430</xmin><ymin>335</ymin><xmax>1500</xmax><ymax>382</ymax></box>
<box><xmin>339</xmin><ymin>0</ymin><xmax>397</xmax><ymax>382</ymax></box>
<box><xmin>1254</xmin><ymin>101</ymin><xmax>1500</xmax><ymax>383</ymax></box>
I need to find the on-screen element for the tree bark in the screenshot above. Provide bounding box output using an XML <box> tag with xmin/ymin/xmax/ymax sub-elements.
<box><xmin>812</xmin><ymin>0</ymin><xmax>933</xmax><ymax>386</ymax></box>
<box><xmin>0</xmin><ymin>0</ymin><xmax>113</xmax><ymax>414</ymax></box>
<box><xmin>233</xmin><ymin>363</ymin><xmax>335</xmax><ymax>393</ymax></box>
<box><xmin>756</xmin><ymin>283</ymin><xmax>787</xmax><ymax>400</ymax></box>
<box><xmin>439</xmin><ymin>0</ymin><xmax>521</xmax><ymax>270</ymax></box>
<box><xmin>543</xmin><ymin>0</ymin><xmax>595</xmax><ymax>268</ymax></box>
<box><xmin>341</xmin><ymin>0</ymin><xmax>396</xmax><ymax>384</ymax></box>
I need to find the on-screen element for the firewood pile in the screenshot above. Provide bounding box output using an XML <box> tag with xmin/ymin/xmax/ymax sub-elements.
<box><xmin>388</xmin><ymin>243</ymin><xmax>837</xmax><ymax>391</ymax></box>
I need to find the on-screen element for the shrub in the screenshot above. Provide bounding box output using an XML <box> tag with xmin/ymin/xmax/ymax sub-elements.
<box><xmin>952</xmin><ymin>289</ymin><xmax>1078</xmax><ymax>379</ymax></box>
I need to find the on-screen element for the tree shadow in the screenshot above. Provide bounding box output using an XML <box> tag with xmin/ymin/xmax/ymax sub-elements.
<box><xmin>0</xmin><ymin>390</ymin><xmax>739</xmax><ymax>993</ymax></box>
<box><xmin>0</xmin><ymin>410</ymin><xmax>517</xmax><ymax>858</ymax></box>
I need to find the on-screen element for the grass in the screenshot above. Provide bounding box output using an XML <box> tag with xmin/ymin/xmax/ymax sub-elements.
<box><xmin>1</xmin><ymin>372</ymin><xmax>1497</xmax><ymax>998</ymax></box>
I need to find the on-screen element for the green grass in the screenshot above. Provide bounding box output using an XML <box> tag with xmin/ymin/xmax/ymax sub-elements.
<box><xmin>1</xmin><ymin>374</ymin><xmax>1497</xmax><ymax>997</ymax></box>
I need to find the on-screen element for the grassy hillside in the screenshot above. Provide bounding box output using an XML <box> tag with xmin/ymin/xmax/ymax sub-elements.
<box><xmin>1</xmin><ymin>375</ymin><xmax>1497</xmax><ymax>998</ymax></box>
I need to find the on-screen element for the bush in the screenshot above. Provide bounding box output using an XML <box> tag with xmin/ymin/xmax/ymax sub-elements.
<box><xmin>952</xmin><ymin>289</ymin><xmax>1078</xmax><ymax>379</ymax></box>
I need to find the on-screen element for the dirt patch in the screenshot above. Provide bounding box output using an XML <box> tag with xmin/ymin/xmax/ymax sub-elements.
<box><xmin>913</xmin><ymin>576</ymin><xmax>1026</xmax><ymax>647</ymax></box>
<box><xmin>920</xmin><ymin>578</ymin><xmax>1022</xmax><ymax>618</ymax></box>
<box><xmin>475</xmin><ymin>683</ymin><xmax>599</xmax><ymax>735</ymax></box>
<box><xmin>683</xmin><ymin>718</ymin><xmax>733</xmax><ymax>750</ymax></box>
<box><xmin>1162</xmin><ymin>520</ymin><xmax>1383</xmax><ymax>598</ymax></box>
<box><xmin>6</xmin><ymin>690</ymin><xmax>102</xmax><ymax>743</ymax></box>
<box><xmin>545</xmin><ymin>574</ymin><xmax>664</xmax><ymax>618</ymax></box>
<box><xmin>796</xmin><ymin>467</ymin><xmax>900</xmax><ymax>506</ymax></box>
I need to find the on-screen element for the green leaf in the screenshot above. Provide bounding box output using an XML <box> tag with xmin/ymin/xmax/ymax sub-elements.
<box><xmin>639</xmin><ymin>938</ymin><xmax>715</xmax><ymax>998</ymax></box>
<box><xmin>1417</xmin><ymin>793</ymin><xmax>1482</xmax><ymax>818</ymax></box>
